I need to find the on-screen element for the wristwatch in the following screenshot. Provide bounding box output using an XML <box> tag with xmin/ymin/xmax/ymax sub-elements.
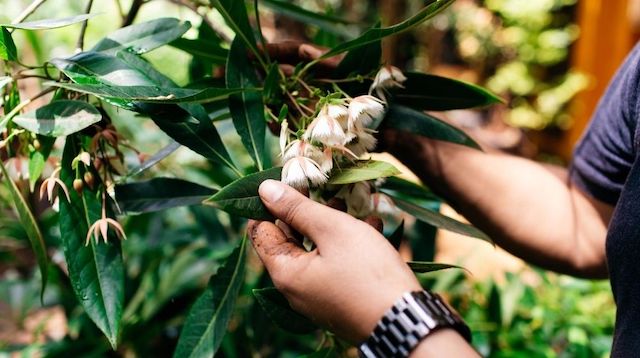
<box><xmin>358</xmin><ymin>290</ymin><xmax>471</xmax><ymax>358</ymax></box>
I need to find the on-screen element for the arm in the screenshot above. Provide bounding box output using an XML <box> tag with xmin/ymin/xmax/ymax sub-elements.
<box><xmin>249</xmin><ymin>180</ymin><xmax>480</xmax><ymax>357</ymax></box>
<box><xmin>382</xmin><ymin>129</ymin><xmax>614</xmax><ymax>278</ymax></box>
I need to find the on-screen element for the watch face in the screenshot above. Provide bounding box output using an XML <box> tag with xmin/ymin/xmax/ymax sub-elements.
<box><xmin>359</xmin><ymin>291</ymin><xmax>471</xmax><ymax>358</ymax></box>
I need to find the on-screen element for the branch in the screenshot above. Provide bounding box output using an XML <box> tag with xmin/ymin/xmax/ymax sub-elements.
<box><xmin>11</xmin><ymin>0</ymin><xmax>48</xmax><ymax>25</ymax></box>
<box><xmin>121</xmin><ymin>0</ymin><xmax>144</xmax><ymax>27</ymax></box>
<box><xmin>75</xmin><ymin>0</ymin><xmax>95</xmax><ymax>53</ymax></box>
<box><xmin>167</xmin><ymin>0</ymin><xmax>233</xmax><ymax>43</ymax></box>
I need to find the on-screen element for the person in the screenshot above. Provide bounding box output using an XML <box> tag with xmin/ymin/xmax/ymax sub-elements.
<box><xmin>248</xmin><ymin>42</ymin><xmax>640</xmax><ymax>357</ymax></box>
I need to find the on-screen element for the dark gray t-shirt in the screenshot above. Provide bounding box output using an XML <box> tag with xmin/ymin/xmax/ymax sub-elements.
<box><xmin>570</xmin><ymin>42</ymin><xmax>640</xmax><ymax>356</ymax></box>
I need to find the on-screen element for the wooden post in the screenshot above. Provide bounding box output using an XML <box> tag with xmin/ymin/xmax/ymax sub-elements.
<box><xmin>561</xmin><ymin>0</ymin><xmax>635</xmax><ymax>158</ymax></box>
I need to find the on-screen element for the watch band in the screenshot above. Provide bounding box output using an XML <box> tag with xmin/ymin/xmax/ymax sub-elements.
<box><xmin>358</xmin><ymin>290</ymin><xmax>471</xmax><ymax>358</ymax></box>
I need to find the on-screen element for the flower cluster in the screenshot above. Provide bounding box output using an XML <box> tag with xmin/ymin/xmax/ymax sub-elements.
<box><xmin>279</xmin><ymin>66</ymin><xmax>407</xmax><ymax>216</ymax></box>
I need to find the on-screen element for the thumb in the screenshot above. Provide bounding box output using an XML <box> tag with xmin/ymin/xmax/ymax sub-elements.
<box><xmin>258</xmin><ymin>180</ymin><xmax>358</xmax><ymax>247</ymax></box>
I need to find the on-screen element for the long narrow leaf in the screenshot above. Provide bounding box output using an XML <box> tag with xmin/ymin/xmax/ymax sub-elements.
<box><xmin>13</xmin><ymin>100</ymin><xmax>101</xmax><ymax>137</ymax></box>
<box><xmin>92</xmin><ymin>18</ymin><xmax>191</xmax><ymax>55</ymax></box>
<box><xmin>59</xmin><ymin>138</ymin><xmax>124</xmax><ymax>349</ymax></box>
<box><xmin>204</xmin><ymin>167</ymin><xmax>282</xmax><ymax>220</ymax></box>
<box><xmin>320</xmin><ymin>0</ymin><xmax>455</xmax><ymax>59</ymax></box>
<box><xmin>2</xmin><ymin>14</ymin><xmax>97</xmax><ymax>30</ymax></box>
<box><xmin>0</xmin><ymin>162</ymin><xmax>48</xmax><ymax>299</ymax></box>
<box><xmin>408</xmin><ymin>261</ymin><xmax>466</xmax><ymax>273</ymax></box>
<box><xmin>382</xmin><ymin>104</ymin><xmax>481</xmax><ymax>149</ymax></box>
<box><xmin>173</xmin><ymin>238</ymin><xmax>247</xmax><ymax>357</ymax></box>
<box><xmin>390</xmin><ymin>195</ymin><xmax>492</xmax><ymax>243</ymax></box>
<box><xmin>209</xmin><ymin>0</ymin><xmax>263</xmax><ymax>65</ymax></box>
<box><xmin>116</xmin><ymin>178</ymin><xmax>217</xmax><ymax>213</ymax></box>
<box><xmin>226</xmin><ymin>39</ymin><xmax>267</xmax><ymax>171</ymax></box>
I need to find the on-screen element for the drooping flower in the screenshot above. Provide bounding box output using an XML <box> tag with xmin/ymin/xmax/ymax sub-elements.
<box><xmin>347</xmin><ymin>95</ymin><xmax>386</xmax><ymax>132</ymax></box>
<box><xmin>336</xmin><ymin>182</ymin><xmax>373</xmax><ymax>217</ymax></box>
<box><xmin>303</xmin><ymin>105</ymin><xmax>348</xmax><ymax>146</ymax></box>
<box><xmin>282</xmin><ymin>139</ymin><xmax>334</xmax><ymax>174</ymax></box>
<box><xmin>279</xmin><ymin>120</ymin><xmax>289</xmax><ymax>157</ymax></box>
<box><xmin>347</xmin><ymin>128</ymin><xmax>378</xmax><ymax>157</ymax></box>
<box><xmin>370</xmin><ymin>66</ymin><xmax>408</xmax><ymax>101</ymax></box>
<box><xmin>39</xmin><ymin>167</ymin><xmax>71</xmax><ymax>204</ymax></box>
<box><xmin>85</xmin><ymin>205</ymin><xmax>127</xmax><ymax>245</ymax></box>
<box><xmin>281</xmin><ymin>156</ymin><xmax>328</xmax><ymax>189</ymax></box>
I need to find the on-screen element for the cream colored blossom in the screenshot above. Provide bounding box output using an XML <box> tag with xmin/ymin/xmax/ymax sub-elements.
<box><xmin>347</xmin><ymin>95</ymin><xmax>386</xmax><ymax>132</ymax></box>
<box><xmin>304</xmin><ymin>105</ymin><xmax>348</xmax><ymax>146</ymax></box>
<box><xmin>336</xmin><ymin>182</ymin><xmax>373</xmax><ymax>217</ymax></box>
<box><xmin>370</xmin><ymin>66</ymin><xmax>408</xmax><ymax>101</ymax></box>
<box><xmin>347</xmin><ymin>128</ymin><xmax>378</xmax><ymax>157</ymax></box>
<box><xmin>282</xmin><ymin>156</ymin><xmax>328</xmax><ymax>189</ymax></box>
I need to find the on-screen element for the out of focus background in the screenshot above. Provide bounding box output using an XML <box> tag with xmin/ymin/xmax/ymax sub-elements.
<box><xmin>1</xmin><ymin>0</ymin><xmax>636</xmax><ymax>356</ymax></box>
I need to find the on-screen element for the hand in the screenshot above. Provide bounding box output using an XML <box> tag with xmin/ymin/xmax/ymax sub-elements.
<box><xmin>248</xmin><ymin>180</ymin><xmax>421</xmax><ymax>343</ymax></box>
<box><xmin>258</xmin><ymin>42</ymin><xmax>344</xmax><ymax>75</ymax></box>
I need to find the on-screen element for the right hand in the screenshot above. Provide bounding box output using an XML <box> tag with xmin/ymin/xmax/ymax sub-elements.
<box><xmin>248</xmin><ymin>180</ymin><xmax>422</xmax><ymax>343</ymax></box>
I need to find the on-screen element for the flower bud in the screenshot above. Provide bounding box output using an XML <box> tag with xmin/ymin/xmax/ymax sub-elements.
<box><xmin>73</xmin><ymin>178</ymin><xmax>84</xmax><ymax>194</ymax></box>
<box><xmin>84</xmin><ymin>172</ymin><xmax>95</xmax><ymax>189</ymax></box>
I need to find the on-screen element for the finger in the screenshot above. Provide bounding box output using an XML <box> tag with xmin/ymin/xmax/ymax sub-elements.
<box><xmin>248</xmin><ymin>220</ymin><xmax>306</xmax><ymax>271</ymax></box>
<box><xmin>275</xmin><ymin>219</ymin><xmax>303</xmax><ymax>244</ymax></box>
<box><xmin>259</xmin><ymin>180</ymin><xmax>361</xmax><ymax>247</ymax></box>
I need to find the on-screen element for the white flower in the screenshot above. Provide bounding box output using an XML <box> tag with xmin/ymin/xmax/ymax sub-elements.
<box><xmin>282</xmin><ymin>140</ymin><xmax>334</xmax><ymax>174</ymax></box>
<box><xmin>347</xmin><ymin>128</ymin><xmax>378</xmax><ymax>157</ymax></box>
<box><xmin>279</xmin><ymin>120</ymin><xmax>289</xmax><ymax>157</ymax></box>
<box><xmin>336</xmin><ymin>182</ymin><xmax>372</xmax><ymax>217</ymax></box>
<box><xmin>304</xmin><ymin>105</ymin><xmax>348</xmax><ymax>146</ymax></box>
<box><xmin>347</xmin><ymin>95</ymin><xmax>386</xmax><ymax>132</ymax></box>
<box><xmin>371</xmin><ymin>193</ymin><xmax>397</xmax><ymax>215</ymax></box>
<box><xmin>370</xmin><ymin>66</ymin><xmax>407</xmax><ymax>101</ymax></box>
<box><xmin>282</xmin><ymin>156</ymin><xmax>328</xmax><ymax>189</ymax></box>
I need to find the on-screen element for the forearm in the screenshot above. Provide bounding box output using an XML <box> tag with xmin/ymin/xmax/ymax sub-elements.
<box><xmin>383</xmin><ymin>129</ymin><xmax>611</xmax><ymax>278</ymax></box>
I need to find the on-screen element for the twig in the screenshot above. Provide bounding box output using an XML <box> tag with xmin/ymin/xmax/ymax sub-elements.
<box><xmin>75</xmin><ymin>0</ymin><xmax>94</xmax><ymax>53</ymax></box>
<box><xmin>11</xmin><ymin>0</ymin><xmax>48</xmax><ymax>25</ymax></box>
<box><xmin>121</xmin><ymin>0</ymin><xmax>144</xmax><ymax>27</ymax></box>
<box><xmin>166</xmin><ymin>0</ymin><xmax>233</xmax><ymax>43</ymax></box>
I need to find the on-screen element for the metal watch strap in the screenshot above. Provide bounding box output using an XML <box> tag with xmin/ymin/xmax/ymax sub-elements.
<box><xmin>358</xmin><ymin>290</ymin><xmax>471</xmax><ymax>358</ymax></box>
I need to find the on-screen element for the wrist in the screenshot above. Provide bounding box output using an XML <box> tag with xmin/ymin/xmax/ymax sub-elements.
<box><xmin>358</xmin><ymin>289</ymin><xmax>471</xmax><ymax>358</ymax></box>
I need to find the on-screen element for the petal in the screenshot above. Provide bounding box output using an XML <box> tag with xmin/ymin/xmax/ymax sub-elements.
<box><xmin>54</xmin><ymin>178</ymin><xmax>71</xmax><ymax>202</ymax></box>
<box><xmin>99</xmin><ymin>219</ymin><xmax>109</xmax><ymax>243</ymax></box>
<box><xmin>279</xmin><ymin>120</ymin><xmax>289</xmax><ymax>157</ymax></box>
<box><xmin>85</xmin><ymin>222</ymin><xmax>96</xmax><ymax>246</ymax></box>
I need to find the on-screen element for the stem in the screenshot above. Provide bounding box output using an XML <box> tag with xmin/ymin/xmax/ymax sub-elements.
<box><xmin>0</xmin><ymin>87</ymin><xmax>55</xmax><ymax>131</ymax></box>
<box><xmin>11</xmin><ymin>0</ymin><xmax>48</xmax><ymax>25</ymax></box>
<box><xmin>75</xmin><ymin>0</ymin><xmax>94</xmax><ymax>53</ymax></box>
<box><xmin>167</xmin><ymin>0</ymin><xmax>233</xmax><ymax>43</ymax></box>
<box><xmin>121</xmin><ymin>0</ymin><xmax>143</xmax><ymax>27</ymax></box>
<box><xmin>253</xmin><ymin>0</ymin><xmax>270</xmax><ymax>64</ymax></box>
<box><xmin>286</xmin><ymin>91</ymin><xmax>312</xmax><ymax>116</ymax></box>
<box><xmin>293</xmin><ymin>59</ymin><xmax>321</xmax><ymax>84</ymax></box>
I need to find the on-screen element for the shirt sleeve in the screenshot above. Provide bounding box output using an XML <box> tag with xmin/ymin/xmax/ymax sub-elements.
<box><xmin>569</xmin><ymin>42</ymin><xmax>640</xmax><ymax>205</ymax></box>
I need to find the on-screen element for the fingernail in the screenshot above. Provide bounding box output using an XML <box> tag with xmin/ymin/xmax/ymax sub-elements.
<box><xmin>259</xmin><ymin>180</ymin><xmax>285</xmax><ymax>203</ymax></box>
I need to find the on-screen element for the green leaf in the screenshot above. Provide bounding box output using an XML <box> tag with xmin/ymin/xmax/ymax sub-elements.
<box><xmin>170</xmin><ymin>38</ymin><xmax>229</xmax><ymax>64</ymax></box>
<box><xmin>389</xmin><ymin>195</ymin><xmax>492</xmax><ymax>243</ymax></box>
<box><xmin>92</xmin><ymin>18</ymin><xmax>191</xmax><ymax>55</ymax></box>
<box><xmin>392</xmin><ymin>72</ymin><xmax>503</xmax><ymax>110</ymax></box>
<box><xmin>59</xmin><ymin>138</ymin><xmax>124</xmax><ymax>349</ymax></box>
<box><xmin>13</xmin><ymin>100</ymin><xmax>101</xmax><ymax>137</ymax></box>
<box><xmin>320</xmin><ymin>0</ymin><xmax>454</xmax><ymax>59</ymax></box>
<box><xmin>115</xmin><ymin>177</ymin><xmax>217</xmax><ymax>213</ymax></box>
<box><xmin>380</xmin><ymin>176</ymin><xmax>440</xmax><ymax>202</ymax></box>
<box><xmin>2</xmin><ymin>14</ymin><xmax>96</xmax><ymax>30</ymax></box>
<box><xmin>226</xmin><ymin>38</ymin><xmax>267</xmax><ymax>171</ymax></box>
<box><xmin>0</xmin><ymin>27</ymin><xmax>17</xmax><ymax>61</ymax></box>
<box><xmin>382</xmin><ymin>104</ymin><xmax>481</xmax><ymax>150</ymax></box>
<box><xmin>116</xmin><ymin>51</ymin><xmax>239</xmax><ymax>173</ymax></box>
<box><xmin>204</xmin><ymin>167</ymin><xmax>282</xmax><ymax>220</ymax></box>
<box><xmin>253</xmin><ymin>287</ymin><xmax>317</xmax><ymax>334</ymax></box>
<box><xmin>386</xmin><ymin>220</ymin><xmax>404</xmax><ymax>250</ymax></box>
<box><xmin>260</xmin><ymin>0</ymin><xmax>356</xmax><ymax>38</ymax></box>
<box><xmin>0</xmin><ymin>162</ymin><xmax>48</xmax><ymax>299</ymax></box>
<box><xmin>408</xmin><ymin>261</ymin><xmax>466</xmax><ymax>273</ymax></box>
<box><xmin>173</xmin><ymin>238</ymin><xmax>247</xmax><ymax>358</ymax></box>
<box><xmin>125</xmin><ymin>140</ymin><xmax>181</xmax><ymax>178</ymax></box>
<box><xmin>334</xmin><ymin>31</ymin><xmax>381</xmax><ymax>78</ymax></box>
<box><xmin>47</xmin><ymin>81</ymin><xmax>247</xmax><ymax>105</ymax></box>
<box><xmin>262</xmin><ymin>63</ymin><xmax>281</xmax><ymax>103</ymax></box>
<box><xmin>327</xmin><ymin>160</ymin><xmax>401</xmax><ymax>185</ymax></box>
<box><xmin>208</xmin><ymin>0</ymin><xmax>263</xmax><ymax>65</ymax></box>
